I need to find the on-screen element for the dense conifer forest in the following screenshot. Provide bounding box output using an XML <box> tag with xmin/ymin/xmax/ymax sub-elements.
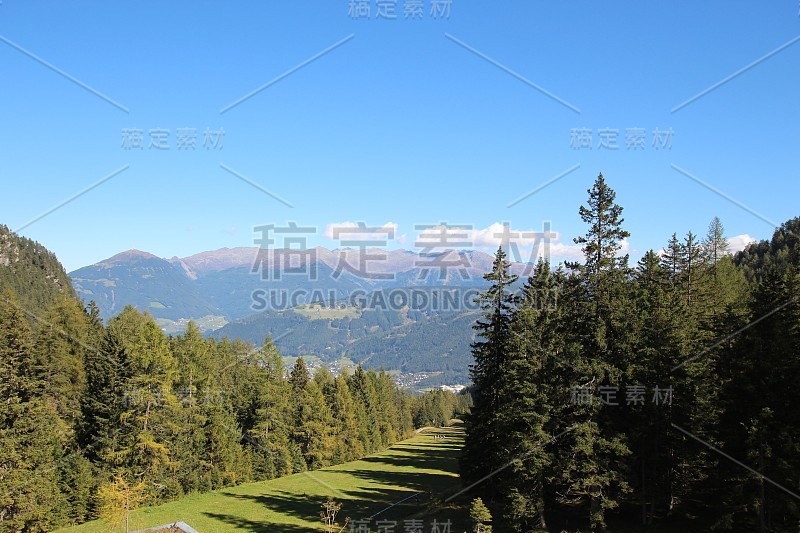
<box><xmin>462</xmin><ymin>174</ymin><xmax>800</xmax><ymax>531</ymax></box>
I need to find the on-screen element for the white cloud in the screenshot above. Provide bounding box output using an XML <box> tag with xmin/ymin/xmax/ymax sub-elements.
<box><xmin>465</xmin><ymin>223</ymin><xmax>629</xmax><ymax>263</ymax></box>
<box><xmin>544</xmin><ymin>237</ymin><xmax>629</xmax><ymax>263</ymax></box>
<box><xmin>413</xmin><ymin>222</ymin><xmax>559</xmax><ymax>248</ymax></box>
<box><xmin>619</xmin><ymin>237</ymin><xmax>631</xmax><ymax>255</ymax></box>
<box><xmin>319</xmin><ymin>221</ymin><xmax>633</xmax><ymax>264</ymax></box>
<box><xmin>413</xmin><ymin>222</ymin><xmax>587</xmax><ymax>263</ymax></box>
<box><xmin>545</xmin><ymin>242</ymin><xmax>585</xmax><ymax>262</ymax></box>
<box><xmin>728</xmin><ymin>233</ymin><xmax>756</xmax><ymax>253</ymax></box>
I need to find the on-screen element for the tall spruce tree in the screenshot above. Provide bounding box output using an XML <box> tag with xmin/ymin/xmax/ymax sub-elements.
<box><xmin>559</xmin><ymin>173</ymin><xmax>632</xmax><ymax>529</ymax></box>
<box><xmin>329</xmin><ymin>373</ymin><xmax>364</xmax><ymax>464</ymax></box>
<box><xmin>349</xmin><ymin>365</ymin><xmax>381</xmax><ymax>453</ymax></box>
<box><xmin>461</xmin><ymin>246</ymin><xmax>518</xmax><ymax>499</ymax></box>
<box><xmin>500</xmin><ymin>260</ymin><xmax>565</xmax><ymax>530</ymax></box>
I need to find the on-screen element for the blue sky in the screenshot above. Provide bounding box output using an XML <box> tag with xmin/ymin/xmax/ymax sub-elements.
<box><xmin>1</xmin><ymin>0</ymin><xmax>798</xmax><ymax>271</ymax></box>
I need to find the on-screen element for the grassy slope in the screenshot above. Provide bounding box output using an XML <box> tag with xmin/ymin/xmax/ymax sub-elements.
<box><xmin>60</xmin><ymin>425</ymin><xmax>466</xmax><ymax>533</ymax></box>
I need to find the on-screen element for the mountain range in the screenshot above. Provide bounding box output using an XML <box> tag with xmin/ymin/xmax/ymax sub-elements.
<box><xmin>69</xmin><ymin>246</ymin><xmax>527</xmax><ymax>385</ymax></box>
<box><xmin>70</xmin><ymin>246</ymin><xmax>527</xmax><ymax>322</ymax></box>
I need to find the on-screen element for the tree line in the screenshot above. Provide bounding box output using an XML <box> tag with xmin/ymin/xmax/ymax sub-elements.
<box><xmin>462</xmin><ymin>173</ymin><xmax>800</xmax><ymax>531</ymax></box>
<box><xmin>0</xmin><ymin>275</ymin><xmax>461</xmax><ymax>531</ymax></box>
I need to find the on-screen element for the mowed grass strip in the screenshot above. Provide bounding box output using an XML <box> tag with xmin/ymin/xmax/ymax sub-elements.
<box><xmin>60</xmin><ymin>425</ymin><xmax>464</xmax><ymax>533</ymax></box>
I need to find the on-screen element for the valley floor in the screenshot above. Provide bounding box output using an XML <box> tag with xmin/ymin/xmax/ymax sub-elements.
<box><xmin>59</xmin><ymin>424</ymin><xmax>466</xmax><ymax>533</ymax></box>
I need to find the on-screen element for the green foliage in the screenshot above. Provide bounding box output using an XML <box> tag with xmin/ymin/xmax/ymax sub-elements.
<box><xmin>460</xmin><ymin>174</ymin><xmax>800</xmax><ymax>531</ymax></box>
<box><xmin>329</xmin><ymin>374</ymin><xmax>365</xmax><ymax>463</ymax></box>
<box><xmin>95</xmin><ymin>473</ymin><xmax>146</xmax><ymax>533</ymax></box>
<box><xmin>461</xmin><ymin>246</ymin><xmax>518</xmax><ymax>497</ymax></box>
<box><xmin>3</xmin><ymin>201</ymin><xmax>800</xmax><ymax>530</ymax></box>
<box><xmin>0</xmin><ymin>226</ymin><xmax>442</xmax><ymax>531</ymax></box>
<box><xmin>214</xmin><ymin>305</ymin><xmax>478</xmax><ymax>383</ymax></box>
<box><xmin>469</xmin><ymin>497</ymin><xmax>492</xmax><ymax>532</ymax></box>
<box><xmin>0</xmin><ymin>225</ymin><xmax>76</xmax><ymax>319</ymax></box>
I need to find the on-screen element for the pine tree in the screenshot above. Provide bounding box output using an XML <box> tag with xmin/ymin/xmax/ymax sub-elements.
<box><xmin>703</xmin><ymin>216</ymin><xmax>730</xmax><ymax>269</ymax></box>
<box><xmin>630</xmin><ymin>250</ymin><xmax>684</xmax><ymax>523</ymax></box>
<box><xmin>461</xmin><ymin>246</ymin><xmax>518</xmax><ymax>498</ymax></box>
<box><xmin>373</xmin><ymin>368</ymin><xmax>400</xmax><ymax>448</ymax></box>
<box><xmin>558</xmin><ymin>173</ymin><xmax>633</xmax><ymax>529</ymax></box>
<box><xmin>32</xmin><ymin>296</ymin><xmax>89</xmax><ymax>426</ymax></box>
<box><xmin>349</xmin><ymin>365</ymin><xmax>381</xmax><ymax>453</ymax></box>
<box><xmin>248</xmin><ymin>338</ymin><xmax>293</xmax><ymax>481</ymax></box>
<box><xmin>571</xmin><ymin>173</ymin><xmax>631</xmax><ymax>278</ymax></box>
<box><xmin>102</xmin><ymin>308</ymin><xmax>178</xmax><ymax>504</ymax></box>
<box><xmin>661</xmin><ymin>233</ymin><xmax>683</xmax><ymax>283</ymax></box>
<box><xmin>329</xmin><ymin>374</ymin><xmax>364</xmax><ymax>463</ymax></box>
<box><xmin>680</xmin><ymin>231</ymin><xmax>706</xmax><ymax>310</ymax></box>
<box><xmin>713</xmin><ymin>225</ymin><xmax>800</xmax><ymax>529</ymax></box>
<box><xmin>80</xmin><ymin>325</ymin><xmax>131</xmax><ymax>458</ymax></box>
<box><xmin>469</xmin><ymin>498</ymin><xmax>493</xmax><ymax>533</ymax></box>
<box><xmin>294</xmin><ymin>381</ymin><xmax>335</xmax><ymax>470</ymax></box>
<box><xmin>0</xmin><ymin>290</ymin><xmax>36</xmax><ymax>404</ymax></box>
<box><xmin>202</xmin><ymin>401</ymin><xmax>247</xmax><ymax>488</ymax></box>
<box><xmin>500</xmin><ymin>260</ymin><xmax>564</xmax><ymax>530</ymax></box>
<box><xmin>289</xmin><ymin>357</ymin><xmax>310</xmax><ymax>395</ymax></box>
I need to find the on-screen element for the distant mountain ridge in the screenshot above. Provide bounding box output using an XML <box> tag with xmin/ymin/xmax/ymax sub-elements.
<box><xmin>173</xmin><ymin>246</ymin><xmax>501</xmax><ymax>278</ymax></box>
<box><xmin>70</xmin><ymin>246</ymin><xmax>528</xmax><ymax>323</ymax></box>
<box><xmin>70</xmin><ymin>249</ymin><xmax>221</xmax><ymax>322</ymax></box>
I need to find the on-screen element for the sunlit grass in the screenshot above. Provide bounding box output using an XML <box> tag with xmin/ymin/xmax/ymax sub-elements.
<box><xmin>60</xmin><ymin>425</ymin><xmax>465</xmax><ymax>533</ymax></box>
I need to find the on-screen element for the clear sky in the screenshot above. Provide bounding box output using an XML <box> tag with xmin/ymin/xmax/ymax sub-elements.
<box><xmin>1</xmin><ymin>0</ymin><xmax>798</xmax><ymax>271</ymax></box>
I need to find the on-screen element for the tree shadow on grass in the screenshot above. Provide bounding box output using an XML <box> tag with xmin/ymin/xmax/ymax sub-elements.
<box><xmin>355</xmin><ymin>446</ymin><xmax>460</xmax><ymax>471</ymax></box>
<box><xmin>200</xmin><ymin>511</ymin><xmax>310</xmax><ymax>532</ymax></box>
<box><xmin>207</xmin><ymin>481</ymin><xmax>461</xmax><ymax>530</ymax></box>
<box><xmin>354</xmin><ymin>431</ymin><xmax>463</xmax><ymax>472</ymax></box>
<box><xmin>202</xmin><ymin>428</ymin><xmax>465</xmax><ymax>530</ymax></box>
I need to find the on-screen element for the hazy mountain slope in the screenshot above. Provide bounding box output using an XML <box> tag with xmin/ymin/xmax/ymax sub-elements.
<box><xmin>193</xmin><ymin>261</ymin><xmax>376</xmax><ymax>321</ymax></box>
<box><xmin>65</xmin><ymin>246</ymin><xmax>527</xmax><ymax>383</ymax></box>
<box><xmin>68</xmin><ymin>246</ymin><xmax>522</xmax><ymax>324</ymax></box>
<box><xmin>70</xmin><ymin>250</ymin><xmax>220</xmax><ymax>321</ymax></box>
<box><xmin>346</xmin><ymin>311</ymin><xmax>478</xmax><ymax>374</ymax></box>
<box><xmin>211</xmin><ymin>304</ymin><xmax>476</xmax><ymax>382</ymax></box>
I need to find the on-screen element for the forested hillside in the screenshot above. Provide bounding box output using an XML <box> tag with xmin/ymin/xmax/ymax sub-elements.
<box><xmin>212</xmin><ymin>304</ymin><xmax>478</xmax><ymax>384</ymax></box>
<box><xmin>462</xmin><ymin>173</ymin><xmax>800</xmax><ymax>531</ymax></box>
<box><xmin>0</xmin><ymin>224</ymin><xmax>75</xmax><ymax>317</ymax></box>
<box><xmin>0</xmin><ymin>230</ymin><xmax>468</xmax><ymax>532</ymax></box>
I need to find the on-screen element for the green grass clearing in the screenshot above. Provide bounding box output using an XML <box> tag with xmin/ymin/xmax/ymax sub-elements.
<box><xmin>292</xmin><ymin>305</ymin><xmax>359</xmax><ymax>320</ymax></box>
<box><xmin>60</xmin><ymin>425</ymin><xmax>465</xmax><ymax>533</ymax></box>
